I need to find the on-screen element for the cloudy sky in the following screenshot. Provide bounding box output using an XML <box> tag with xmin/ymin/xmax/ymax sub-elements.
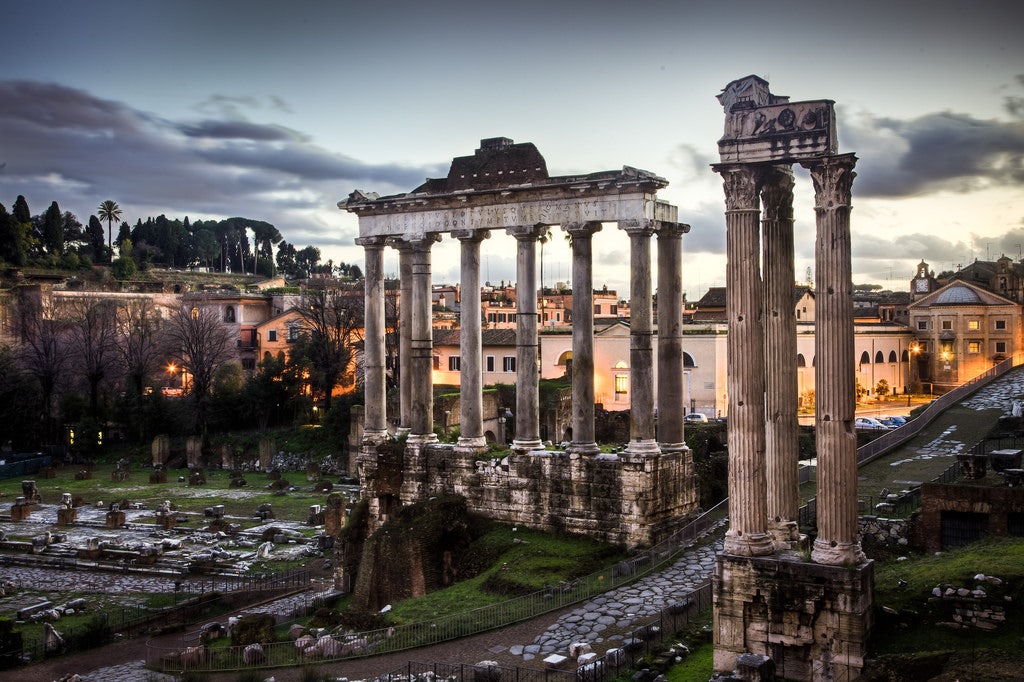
<box><xmin>2</xmin><ymin>0</ymin><xmax>1023</xmax><ymax>301</ymax></box>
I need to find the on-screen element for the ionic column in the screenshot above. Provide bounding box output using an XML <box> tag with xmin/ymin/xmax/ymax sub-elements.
<box><xmin>357</xmin><ymin>237</ymin><xmax>388</xmax><ymax>443</ymax></box>
<box><xmin>408</xmin><ymin>236</ymin><xmax>439</xmax><ymax>444</ymax></box>
<box><xmin>714</xmin><ymin>164</ymin><xmax>774</xmax><ymax>557</ymax></box>
<box><xmin>454</xmin><ymin>229</ymin><xmax>489</xmax><ymax>449</ymax></box>
<box><xmin>563</xmin><ymin>221</ymin><xmax>602</xmax><ymax>456</ymax></box>
<box><xmin>761</xmin><ymin>166</ymin><xmax>801</xmax><ymax>548</ymax></box>
<box><xmin>802</xmin><ymin>153</ymin><xmax>865</xmax><ymax>565</ymax></box>
<box><xmin>621</xmin><ymin>219</ymin><xmax>659</xmax><ymax>456</ymax></box>
<box><xmin>395</xmin><ymin>240</ymin><xmax>414</xmax><ymax>435</ymax></box>
<box><xmin>507</xmin><ymin>225</ymin><xmax>545</xmax><ymax>452</ymax></box>
<box><xmin>656</xmin><ymin>222</ymin><xmax>690</xmax><ymax>451</ymax></box>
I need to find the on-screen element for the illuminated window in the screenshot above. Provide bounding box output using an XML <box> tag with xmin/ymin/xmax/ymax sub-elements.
<box><xmin>614</xmin><ymin>374</ymin><xmax>628</xmax><ymax>395</ymax></box>
<box><xmin>968</xmin><ymin>342</ymin><xmax>980</xmax><ymax>353</ymax></box>
<box><xmin>968</xmin><ymin>320</ymin><xmax>979</xmax><ymax>330</ymax></box>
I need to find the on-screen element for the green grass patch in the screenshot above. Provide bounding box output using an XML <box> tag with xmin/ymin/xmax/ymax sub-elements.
<box><xmin>665</xmin><ymin>644</ymin><xmax>714</xmax><ymax>682</ymax></box>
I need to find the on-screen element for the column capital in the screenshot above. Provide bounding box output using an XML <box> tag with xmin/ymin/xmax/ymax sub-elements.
<box><xmin>452</xmin><ymin>228</ymin><xmax>490</xmax><ymax>243</ymax></box>
<box><xmin>407</xmin><ymin>233</ymin><xmax>442</xmax><ymax>251</ymax></box>
<box><xmin>355</xmin><ymin>236</ymin><xmax>387</xmax><ymax>248</ymax></box>
<box><xmin>655</xmin><ymin>221</ymin><xmax>691</xmax><ymax>239</ymax></box>
<box><xmin>760</xmin><ymin>166</ymin><xmax>795</xmax><ymax>223</ymax></box>
<box><xmin>561</xmin><ymin>221</ymin><xmax>602</xmax><ymax>238</ymax></box>
<box><xmin>506</xmin><ymin>224</ymin><xmax>548</xmax><ymax>241</ymax></box>
<box><xmin>800</xmin><ymin>153</ymin><xmax>858</xmax><ymax>211</ymax></box>
<box><xmin>712</xmin><ymin>163</ymin><xmax>762</xmax><ymax>212</ymax></box>
<box><xmin>618</xmin><ymin>218</ymin><xmax>656</xmax><ymax>237</ymax></box>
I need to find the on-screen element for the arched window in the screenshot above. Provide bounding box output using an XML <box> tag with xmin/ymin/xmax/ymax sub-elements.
<box><xmin>875</xmin><ymin>350</ymin><xmax>885</xmax><ymax>364</ymax></box>
<box><xmin>859</xmin><ymin>351</ymin><xmax>871</xmax><ymax>365</ymax></box>
<box><xmin>901</xmin><ymin>349</ymin><xmax>909</xmax><ymax>362</ymax></box>
<box><xmin>889</xmin><ymin>350</ymin><xmax>898</xmax><ymax>363</ymax></box>
<box><xmin>556</xmin><ymin>350</ymin><xmax>573</xmax><ymax>366</ymax></box>
<box><xmin>683</xmin><ymin>352</ymin><xmax>696</xmax><ymax>368</ymax></box>
<box><xmin>796</xmin><ymin>353</ymin><xmax>806</xmax><ymax>367</ymax></box>
<box><xmin>224</xmin><ymin>306</ymin><xmax>236</xmax><ymax>323</ymax></box>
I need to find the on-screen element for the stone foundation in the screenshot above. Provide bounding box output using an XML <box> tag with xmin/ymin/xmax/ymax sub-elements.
<box><xmin>713</xmin><ymin>553</ymin><xmax>873</xmax><ymax>681</ymax></box>
<box><xmin>359</xmin><ymin>441</ymin><xmax>697</xmax><ymax>547</ymax></box>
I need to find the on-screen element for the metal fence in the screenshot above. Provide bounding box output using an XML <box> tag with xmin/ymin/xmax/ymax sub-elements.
<box><xmin>146</xmin><ymin>503</ymin><xmax>728</xmax><ymax>674</ymax></box>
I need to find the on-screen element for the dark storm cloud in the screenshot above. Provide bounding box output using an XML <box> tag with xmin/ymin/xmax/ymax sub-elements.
<box><xmin>0</xmin><ymin>80</ymin><xmax>441</xmax><ymax>230</ymax></box>
<box><xmin>843</xmin><ymin>108</ymin><xmax>1024</xmax><ymax>198</ymax></box>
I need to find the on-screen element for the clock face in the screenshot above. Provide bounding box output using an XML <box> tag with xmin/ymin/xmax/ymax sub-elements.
<box><xmin>915</xmin><ymin>278</ymin><xmax>929</xmax><ymax>293</ymax></box>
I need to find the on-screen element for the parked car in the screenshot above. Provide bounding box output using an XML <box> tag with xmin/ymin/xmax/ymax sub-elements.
<box><xmin>881</xmin><ymin>416</ymin><xmax>907</xmax><ymax>428</ymax></box>
<box><xmin>685</xmin><ymin>413</ymin><xmax>709</xmax><ymax>423</ymax></box>
<box><xmin>854</xmin><ymin>416</ymin><xmax>890</xmax><ymax>430</ymax></box>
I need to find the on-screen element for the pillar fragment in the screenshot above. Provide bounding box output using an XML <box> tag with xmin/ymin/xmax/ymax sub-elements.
<box><xmin>507</xmin><ymin>225</ymin><xmax>545</xmax><ymax>452</ymax></box>
<box><xmin>761</xmin><ymin>166</ymin><xmax>801</xmax><ymax>547</ymax></box>
<box><xmin>714</xmin><ymin>164</ymin><xmax>773</xmax><ymax>557</ymax></box>
<box><xmin>395</xmin><ymin>240</ymin><xmax>414</xmax><ymax>435</ymax></box>
<box><xmin>621</xmin><ymin>219</ymin><xmax>659</xmax><ymax>456</ymax></box>
<box><xmin>802</xmin><ymin>153</ymin><xmax>865</xmax><ymax>566</ymax></box>
<box><xmin>453</xmin><ymin>229</ymin><xmax>489</xmax><ymax>449</ymax></box>
<box><xmin>563</xmin><ymin>221</ymin><xmax>602</xmax><ymax>456</ymax></box>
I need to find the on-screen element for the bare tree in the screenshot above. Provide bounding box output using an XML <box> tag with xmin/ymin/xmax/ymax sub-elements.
<box><xmin>12</xmin><ymin>287</ymin><xmax>70</xmax><ymax>443</ymax></box>
<box><xmin>116</xmin><ymin>298</ymin><xmax>164</xmax><ymax>398</ymax></box>
<box><xmin>292</xmin><ymin>286</ymin><xmax>363</xmax><ymax>410</ymax></box>
<box><xmin>162</xmin><ymin>302</ymin><xmax>237</xmax><ymax>435</ymax></box>
<box><xmin>64</xmin><ymin>296</ymin><xmax>119</xmax><ymax>416</ymax></box>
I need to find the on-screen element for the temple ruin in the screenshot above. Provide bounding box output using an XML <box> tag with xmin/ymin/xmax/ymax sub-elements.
<box><xmin>342</xmin><ymin>138</ymin><xmax>697</xmax><ymax>547</ymax></box>
<box><xmin>711</xmin><ymin>76</ymin><xmax>873</xmax><ymax>680</ymax></box>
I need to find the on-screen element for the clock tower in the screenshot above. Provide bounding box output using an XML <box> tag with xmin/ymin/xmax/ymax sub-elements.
<box><xmin>911</xmin><ymin>260</ymin><xmax>937</xmax><ymax>300</ymax></box>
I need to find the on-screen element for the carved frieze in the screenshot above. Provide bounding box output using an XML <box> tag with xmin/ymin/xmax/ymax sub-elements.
<box><xmin>719</xmin><ymin>100</ymin><xmax>838</xmax><ymax>163</ymax></box>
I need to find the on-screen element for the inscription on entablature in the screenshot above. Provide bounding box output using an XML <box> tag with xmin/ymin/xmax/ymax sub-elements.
<box><xmin>719</xmin><ymin>100</ymin><xmax>837</xmax><ymax>164</ymax></box>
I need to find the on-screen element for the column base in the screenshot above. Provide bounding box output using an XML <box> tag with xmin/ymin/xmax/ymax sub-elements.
<box><xmin>624</xmin><ymin>439</ymin><xmax>661</xmax><ymax>457</ymax></box>
<box><xmin>456</xmin><ymin>435</ymin><xmax>488</xmax><ymax>450</ymax></box>
<box><xmin>811</xmin><ymin>537</ymin><xmax>867</xmax><ymax>565</ymax></box>
<box><xmin>406</xmin><ymin>432</ymin><xmax>439</xmax><ymax>446</ymax></box>
<box><xmin>658</xmin><ymin>442</ymin><xmax>690</xmax><ymax>455</ymax></box>
<box><xmin>769</xmin><ymin>519</ymin><xmax>801</xmax><ymax>550</ymax></box>
<box><xmin>567</xmin><ymin>441</ymin><xmax>600</xmax><ymax>456</ymax></box>
<box><xmin>361</xmin><ymin>429</ymin><xmax>390</xmax><ymax>446</ymax></box>
<box><xmin>511</xmin><ymin>438</ymin><xmax>544</xmax><ymax>454</ymax></box>
<box><xmin>395</xmin><ymin>426</ymin><xmax>411</xmax><ymax>437</ymax></box>
<box><xmin>723</xmin><ymin>529</ymin><xmax>775</xmax><ymax>557</ymax></box>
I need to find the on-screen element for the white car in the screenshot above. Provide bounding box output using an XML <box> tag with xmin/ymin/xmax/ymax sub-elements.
<box><xmin>685</xmin><ymin>413</ymin><xmax>709</xmax><ymax>423</ymax></box>
<box><xmin>854</xmin><ymin>417</ymin><xmax>890</xmax><ymax>430</ymax></box>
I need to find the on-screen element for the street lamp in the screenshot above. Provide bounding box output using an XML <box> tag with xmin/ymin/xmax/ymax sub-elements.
<box><xmin>908</xmin><ymin>345</ymin><xmax>920</xmax><ymax>406</ymax></box>
<box><xmin>166</xmin><ymin>362</ymin><xmax>177</xmax><ymax>387</ymax></box>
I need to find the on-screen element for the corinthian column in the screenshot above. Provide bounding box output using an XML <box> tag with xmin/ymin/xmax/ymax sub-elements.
<box><xmin>408</xmin><ymin>236</ymin><xmax>439</xmax><ymax>445</ymax></box>
<box><xmin>761</xmin><ymin>166</ymin><xmax>801</xmax><ymax>548</ymax></box>
<box><xmin>714</xmin><ymin>164</ymin><xmax>774</xmax><ymax>557</ymax></box>
<box><xmin>621</xmin><ymin>219</ymin><xmax>659</xmax><ymax>456</ymax></box>
<box><xmin>656</xmin><ymin>222</ymin><xmax>690</xmax><ymax>450</ymax></box>
<box><xmin>454</xmin><ymin>229</ymin><xmax>489</xmax><ymax>449</ymax></box>
<box><xmin>357</xmin><ymin>236</ymin><xmax>388</xmax><ymax>443</ymax></box>
<box><xmin>563</xmin><ymin>221</ymin><xmax>602</xmax><ymax>456</ymax></box>
<box><xmin>507</xmin><ymin>225</ymin><xmax>545</xmax><ymax>452</ymax></box>
<box><xmin>802</xmin><ymin>153</ymin><xmax>865</xmax><ymax>565</ymax></box>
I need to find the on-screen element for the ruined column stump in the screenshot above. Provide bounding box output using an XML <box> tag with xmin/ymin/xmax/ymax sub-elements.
<box><xmin>259</xmin><ymin>437</ymin><xmax>275</xmax><ymax>472</ymax></box>
<box><xmin>152</xmin><ymin>434</ymin><xmax>170</xmax><ymax>467</ymax></box>
<box><xmin>57</xmin><ymin>507</ymin><xmax>77</xmax><ymax>524</ymax></box>
<box><xmin>713</xmin><ymin>554</ymin><xmax>873</xmax><ymax>681</ymax></box>
<box><xmin>10</xmin><ymin>498</ymin><xmax>31</xmax><ymax>522</ymax></box>
<box><xmin>105</xmin><ymin>510</ymin><xmax>126</xmax><ymax>528</ymax></box>
<box><xmin>186</xmin><ymin>435</ymin><xmax>203</xmax><ymax>469</ymax></box>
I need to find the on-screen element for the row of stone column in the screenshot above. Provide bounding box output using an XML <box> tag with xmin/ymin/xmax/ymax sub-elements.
<box><xmin>715</xmin><ymin>154</ymin><xmax>863</xmax><ymax>566</ymax></box>
<box><xmin>359</xmin><ymin>218</ymin><xmax>691</xmax><ymax>460</ymax></box>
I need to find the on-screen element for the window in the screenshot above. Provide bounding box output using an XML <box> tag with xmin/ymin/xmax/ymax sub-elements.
<box><xmin>593</xmin><ymin>304</ymin><xmax>601</xmax><ymax>315</ymax></box>
<box><xmin>968</xmin><ymin>342</ymin><xmax>980</xmax><ymax>353</ymax></box>
<box><xmin>267</xmin><ymin>329</ymin><xmax>277</xmax><ymax>342</ymax></box>
<box><xmin>996</xmin><ymin>341</ymin><xmax>1007</xmax><ymax>353</ymax></box>
<box><xmin>614</xmin><ymin>374</ymin><xmax>628</xmax><ymax>396</ymax></box>
<box><xmin>287</xmin><ymin>325</ymin><xmax>301</xmax><ymax>342</ymax></box>
<box><xmin>448</xmin><ymin>356</ymin><xmax>461</xmax><ymax>371</ymax></box>
<box><xmin>968</xmin><ymin>320</ymin><xmax>980</xmax><ymax>330</ymax></box>
<box><xmin>996</xmin><ymin>320</ymin><xmax>1007</xmax><ymax>330</ymax></box>
<box><xmin>503</xmin><ymin>356</ymin><xmax>516</xmax><ymax>372</ymax></box>
<box><xmin>917</xmin><ymin>320</ymin><xmax>928</xmax><ymax>330</ymax></box>
<box><xmin>611</xmin><ymin>305</ymin><xmax>618</xmax><ymax>315</ymax></box>
<box><xmin>488</xmin><ymin>313</ymin><xmax>496</xmax><ymax>323</ymax></box>
<box><xmin>241</xmin><ymin>358</ymin><xmax>255</xmax><ymax>371</ymax></box>
<box><xmin>224</xmin><ymin>306</ymin><xmax>235</xmax><ymax>322</ymax></box>
<box><xmin>941</xmin><ymin>320</ymin><xmax>952</xmax><ymax>330</ymax></box>
<box><xmin>485</xmin><ymin>355</ymin><xmax>495</xmax><ymax>372</ymax></box>
<box><xmin>433</xmin><ymin>355</ymin><xmax>440</xmax><ymax>370</ymax></box>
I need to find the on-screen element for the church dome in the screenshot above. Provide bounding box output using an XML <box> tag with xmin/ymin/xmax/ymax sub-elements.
<box><xmin>935</xmin><ymin>285</ymin><xmax>982</xmax><ymax>305</ymax></box>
